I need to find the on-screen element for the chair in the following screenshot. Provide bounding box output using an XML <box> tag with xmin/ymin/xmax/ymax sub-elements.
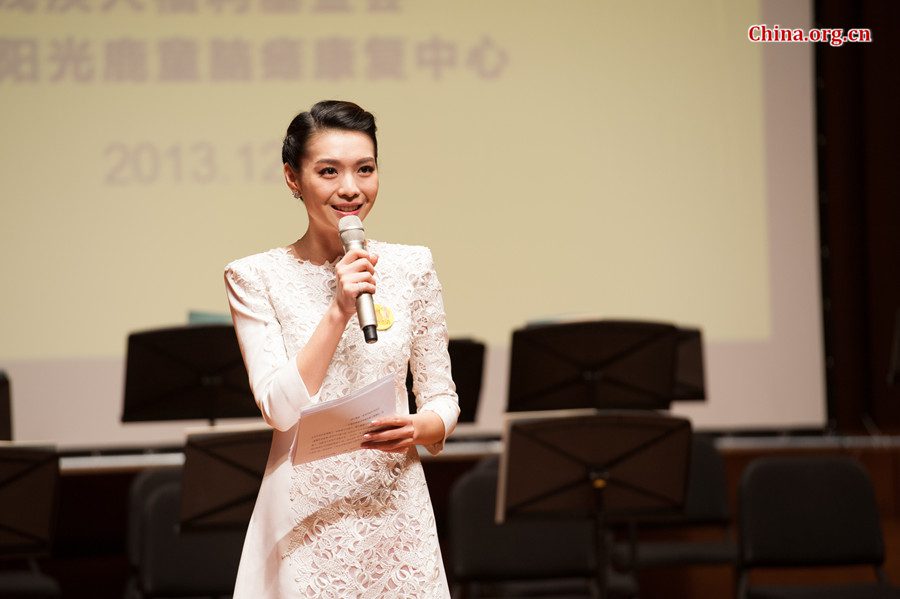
<box><xmin>612</xmin><ymin>435</ymin><xmax>736</xmax><ymax>571</ymax></box>
<box><xmin>408</xmin><ymin>338</ymin><xmax>486</xmax><ymax>423</ymax></box>
<box><xmin>0</xmin><ymin>445</ymin><xmax>61</xmax><ymax>598</ymax></box>
<box><xmin>448</xmin><ymin>457</ymin><xmax>637</xmax><ymax>598</ymax></box>
<box><xmin>125</xmin><ymin>467</ymin><xmax>183</xmax><ymax>598</ymax></box>
<box><xmin>125</xmin><ymin>467</ymin><xmax>245</xmax><ymax>598</ymax></box>
<box><xmin>737</xmin><ymin>455</ymin><xmax>900</xmax><ymax>599</ymax></box>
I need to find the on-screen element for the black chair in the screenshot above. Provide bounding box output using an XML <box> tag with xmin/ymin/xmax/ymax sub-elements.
<box><xmin>613</xmin><ymin>435</ymin><xmax>736</xmax><ymax>571</ymax></box>
<box><xmin>0</xmin><ymin>445</ymin><xmax>60</xmax><ymax>598</ymax></box>
<box><xmin>125</xmin><ymin>467</ymin><xmax>182</xmax><ymax>598</ymax></box>
<box><xmin>408</xmin><ymin>338</ymin><xmax>486</xmax><ymax>423</ymax></box>
<box><xmin>737</xmin><ymin>455</ymin><xmax>900</xmax><ymax>599</ymax></box>
<box><xmin>125</xmin><ymin>467</ymin><xmax>244</xmax><ymax>599</ymax></box>
<box><xmin>448</xmin><ymin>457</ymin><xmax>637</xmax><ymax>599</ymax></box>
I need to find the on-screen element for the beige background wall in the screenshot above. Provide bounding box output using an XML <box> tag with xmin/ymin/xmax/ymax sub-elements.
<box><xmin>0</xmin><ymin>0</ymin><xmax>823</xmax><ymax>447</ymax></box>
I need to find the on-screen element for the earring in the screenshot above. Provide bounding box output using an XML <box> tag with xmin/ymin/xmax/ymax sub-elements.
<box><xmin>292</xmin><ymin>190</ymin><xmax>302</xmax><ymax>200</ymax></box>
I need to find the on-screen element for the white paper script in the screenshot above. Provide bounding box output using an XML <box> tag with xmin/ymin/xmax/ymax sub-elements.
<box><xmin>292</xmin><ymin>374</ymin><xmax>397</xmax><ymax>464</ymax></box>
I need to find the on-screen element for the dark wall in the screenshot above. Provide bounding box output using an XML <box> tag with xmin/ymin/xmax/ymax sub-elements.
<box><xmin>816</xmin><ymin>1</ymin><xmax>900</xmax><ymax>432</ymax></box>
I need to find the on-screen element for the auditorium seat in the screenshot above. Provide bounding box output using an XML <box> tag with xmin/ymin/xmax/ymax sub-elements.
<box><xmin>738</xmin><ymin>455</ymin><xmax>900</xmax><ymax>599</ymax></box>
<box><xmin>125</xmin><ymin>467</ymin><xmax>244</xmax><ymax>599</ymax></box>
<box><xmin>448</xmin><ymin>457</ymin><xmax>637</xmax><ymax>598</ymax></box>
<box><xmin>0</xmin><ymin>570</ymin><xmax>61</xmax><ymax>598</ymax></box>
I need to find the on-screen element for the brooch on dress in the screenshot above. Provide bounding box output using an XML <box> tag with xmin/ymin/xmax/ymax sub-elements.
<box><xmin>374</xmin><ymin>303</ymin><xmax>394</xmax><ymax>331</ymax></box>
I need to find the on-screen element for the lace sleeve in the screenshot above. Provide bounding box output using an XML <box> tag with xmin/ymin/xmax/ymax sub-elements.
<box><xmin>224</xmin><ymin>261</ymin><xmax>314</xmax><ymax>431</ymax></box>
<box><xmin>409</xmin><ymin>248</ymin><xmax>460</xmax><ymax>455</ymax></box>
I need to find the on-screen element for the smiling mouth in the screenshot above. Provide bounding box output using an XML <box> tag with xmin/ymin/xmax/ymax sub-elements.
<box><xmin>332</xmin><ymin>204</ymin><xmax>362</xmax><ymax>213</ymax></box>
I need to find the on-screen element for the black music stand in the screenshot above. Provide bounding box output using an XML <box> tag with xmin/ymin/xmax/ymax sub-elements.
<box><xmin>407</xmin><ymin>338</ymin><xmax>486</xmax><ymax>423</ymax></box>
<box><xmin>508</xmin><ymin>321</ymin><xmax>681</xmax><ymax>412</ymax></box>
<box><xmin>179</xmin><ymin>429</ymin><xmax>271</xmax><ymax>531</ymax></box>
<box><xmin>497</xmin><ymin>411</ymin><xmax>691</xmax><ymax>599</ymax></box>
<box><xmin>121</xmin><ymin>325</ymin><xmax>258</xmax><ymax>424</ymax></box>
<box><xmin>0</xmin><ymin>372</ymin><xmax>11</xmax><ymax>441</ymax></box>
<box><xmin>673</xmin><ymin>327</ymin><xmax>706</xmax><ymax>401</ymax></box>
<box><xmin>0</xmin><ymin>445</ymin><xmax>59</xmax><ymax>558</ymax></box>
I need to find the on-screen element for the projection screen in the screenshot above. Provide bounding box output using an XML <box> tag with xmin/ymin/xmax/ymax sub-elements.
<box><xmin>0</xmin><ymin>0</ymin><xmax>823</xmax><ymax>446</ymax></box>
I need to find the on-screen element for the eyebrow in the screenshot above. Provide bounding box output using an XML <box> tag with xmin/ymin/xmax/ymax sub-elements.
<box><xmin>314</xmin><ymin>157</ymin><xmax>376</xmax><ymax>166</ymax></box>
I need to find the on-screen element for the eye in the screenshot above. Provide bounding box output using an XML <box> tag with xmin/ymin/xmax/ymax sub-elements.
<box><xmin>359</xmin><ymin>165</ymin><xmax>376</xmax><ymax>174</ymax></box>
<box><xmin>318</xmin><ymin>166</ymin><xmax>337</xmax><ymax>176</ymax></box>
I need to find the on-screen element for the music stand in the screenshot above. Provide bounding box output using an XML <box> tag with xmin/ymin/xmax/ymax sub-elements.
<box><xmin>407</xmin><ymin>338</ymin><xmax>486</xmax><ymax>423</ymax></box>
<box><xmin>496</xmin><ymin>411</ymin><xmax>691</xmax><ymax>598</ymax></box>
<box><xmin>508</xmin><ymin>321</ymin><xmax>681</xmax><ymax>412</ymax></box>
<box><xmin>0</xmin><ymin>372</ymin><xmax>11</xmax><ymax>441</ymax></box>
<box><xmin>122</xmin><ymin>325</ymin><xmax>259</xmax><ymax>424</ymax></box>
<box><xmin>673</xmin><ymin>327</ymin><xmax>706</xmax><ymax>401</ymax></box>
<box><xmin>0</xmin><ymin>445</ymin><xmax>59</xmax><ymax>558</ymax></box>
<box><xmin>179</xmin><ymin>428</ymin><xmax>271</xmax><ymax>531</ymax></box>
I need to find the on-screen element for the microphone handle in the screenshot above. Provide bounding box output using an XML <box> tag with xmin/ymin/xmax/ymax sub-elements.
<box><xmin>343</xmin><ymin>239</ymin><xmax>378</xmax><ymax>344</ymax></box>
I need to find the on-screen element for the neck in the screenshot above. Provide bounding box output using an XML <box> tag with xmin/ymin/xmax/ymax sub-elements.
<box><xmin>293</xmin><ymin>227</ymin><xmax>344</xmax><ymax>264</ymax></box>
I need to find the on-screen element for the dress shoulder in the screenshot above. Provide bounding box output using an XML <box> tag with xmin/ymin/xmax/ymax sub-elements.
<box><xmin>225</xmin><ymin>248</ymin><xmax>283</xmax><ymax>273</ymax></box>
<box><xmin>224</xmin><ymin>248</ymin><xmax>288</xmax><ymax>286</ymax></box>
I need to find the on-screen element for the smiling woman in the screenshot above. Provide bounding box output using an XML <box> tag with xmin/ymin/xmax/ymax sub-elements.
<box><xmin>284</xmin><ymin>130</ymin><xmax>379</xmax><ymax>248</ymax></box>
<box><xmin>223</xmin><ymin>100</ymin><xmax>460</xmax><ymax>598</ymax></box>
<box><xmin>282</xmin><ymin>102</ymin><xmax>380</xmax><ymax>251</ymax></box>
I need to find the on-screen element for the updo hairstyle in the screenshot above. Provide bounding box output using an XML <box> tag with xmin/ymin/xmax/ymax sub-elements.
<box><xmin>282</xmin><ymin>100</ymin><xmax>378</xmax><ymax>170</ymax></box>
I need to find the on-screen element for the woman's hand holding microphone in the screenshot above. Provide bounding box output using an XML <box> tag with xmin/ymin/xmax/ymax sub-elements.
<box><xmin>332</xmin><ymin>248</ymin><xmax>378</xmax><ymax>319</ymax></box>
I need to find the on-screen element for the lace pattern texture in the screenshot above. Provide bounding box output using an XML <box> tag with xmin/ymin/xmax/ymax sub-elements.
<box><xmin>228</xmin><ymin>241</ymin><xmax>455</xmax><ymax>598</ymax></box>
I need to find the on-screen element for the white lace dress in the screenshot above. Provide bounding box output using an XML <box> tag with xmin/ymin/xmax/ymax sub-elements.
<box><xmin>224</xmin><ymin>240</ymin><xmax>459</xmax><ymax>599</ymax></box>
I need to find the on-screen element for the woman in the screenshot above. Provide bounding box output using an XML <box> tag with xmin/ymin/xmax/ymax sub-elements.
<box><xmin>224</xmin><ymin>100</ymin><xmax>459</xmax><ymax>598</ymax></box>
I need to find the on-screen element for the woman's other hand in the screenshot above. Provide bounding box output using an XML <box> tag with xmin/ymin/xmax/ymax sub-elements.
<box><xmin>361</xmin><ymin>412</ymin><xmax>445</xmax><ymax>453</ymax></box>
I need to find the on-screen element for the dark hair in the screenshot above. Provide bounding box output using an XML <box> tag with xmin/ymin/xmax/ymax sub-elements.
<box><xmin>282</xmin><ymin>100</ymin><xmax>378</xmax><ymax>169</ymax></box>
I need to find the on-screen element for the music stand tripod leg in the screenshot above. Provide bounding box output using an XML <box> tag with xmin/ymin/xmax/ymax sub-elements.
<box><xmin>591</xmin><ymin>471</ymin><xmax>609</xmax><ymax>599</ymax></box>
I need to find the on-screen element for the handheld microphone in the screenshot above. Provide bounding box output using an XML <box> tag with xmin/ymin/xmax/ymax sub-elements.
<box><xmin>338</xmin><ymin>215</ymin><xmax>378</xmax><ymax>344</ymax></box>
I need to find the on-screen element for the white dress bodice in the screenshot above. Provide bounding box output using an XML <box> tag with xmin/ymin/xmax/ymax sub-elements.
<box><xmin>224</xmin><ymin>240</ymin><xmax>459</xmax><ymax>598</ymax></box>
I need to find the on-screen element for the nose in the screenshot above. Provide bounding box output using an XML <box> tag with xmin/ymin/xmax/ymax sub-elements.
<box><xmin>337</xmin><ymin>172</ymin><xmax>360</xmax><ymax>199</ymax></box>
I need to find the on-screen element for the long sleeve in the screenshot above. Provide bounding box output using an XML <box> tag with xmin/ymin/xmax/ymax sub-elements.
<box><xmin>409</xmin><ymin>248</ymin><xmax>460</xmax><ymax>455</ymax></box>
<box><xmin>224</xmin><ymin>262</ymin><xmax>315</xmax><ymax>431</ymax></box>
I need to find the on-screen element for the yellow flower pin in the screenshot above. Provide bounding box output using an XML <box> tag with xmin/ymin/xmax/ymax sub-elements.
<box><xmin>374</xmin><ymin>303</ymin><xmax>394</xmax><ymax>331</ymax></box>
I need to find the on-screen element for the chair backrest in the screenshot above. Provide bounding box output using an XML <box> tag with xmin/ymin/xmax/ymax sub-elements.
<box><xmin>138</xmin><ymin>479</ymin><xmax>245</xmax><ymax>597</ymax></box>
<box><xmin>739</xmin><ymin>456</ymin><xmax>884</xmax><ymax>568</ymax></box>
<box><xmin>449</xmin><ymin>458</ymin><xmax>594</xmax><ymax>582</ymax></box>
<box><xmin>127</xmin><ymin>467</ymin><xmax>183</xmax><ymax>569</ymax></box>
<box><xmin>407</xmin><ymin>338</ymin><xmax>486</xmax><ymax>423</ymax></box>
<box><xmin>683</xmin><ymin>435</ymin><xmax>730</xmax><ymax>524</ymax></box>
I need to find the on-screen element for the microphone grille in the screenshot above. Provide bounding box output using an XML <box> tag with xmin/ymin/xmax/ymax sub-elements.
<box><xmin>338</xmin><ymin>215</ymin><xmax>366</xmax><ymax>245</ymax></box>
<box><xmin>338</xmin><ymin>215</ymin><xmax>364</xmax><ymax>233</ymax></box>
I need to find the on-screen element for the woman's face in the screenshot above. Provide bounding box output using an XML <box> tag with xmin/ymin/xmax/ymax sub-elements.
<box><xmin>285</xmin><ymin>128</ymin><xmax>379</xmax><ymax>235</ymax></box>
